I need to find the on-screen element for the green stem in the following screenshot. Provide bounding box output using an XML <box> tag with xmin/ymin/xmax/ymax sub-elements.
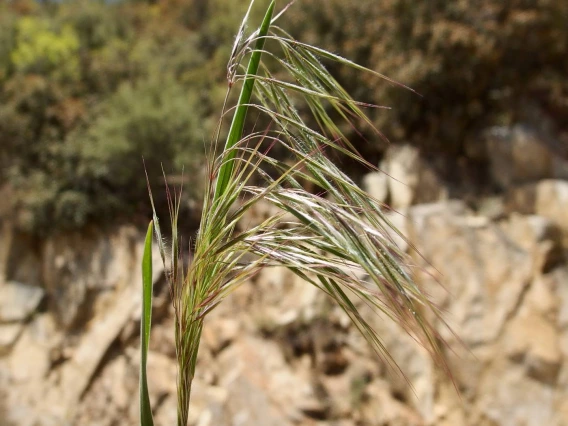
<box><xmin>175</xmin><ymin>3</ymin><xmax>276</xmax><ymax>425</ymax></box>
<box><xmin>177</xmin><ymin>319</ymin><xmax>203</xmax><ymax>426</ymax></box>
<box><xmin>213</xmin><ymin>0</ymin><xmax>275</xmax><ymax>201</ymax></box>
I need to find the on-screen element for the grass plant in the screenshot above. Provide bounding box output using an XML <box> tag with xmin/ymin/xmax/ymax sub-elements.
<box><xmin>140</xmin><ymin>1</ymin><xmax>450</xmax><ymax>424</ymax></box>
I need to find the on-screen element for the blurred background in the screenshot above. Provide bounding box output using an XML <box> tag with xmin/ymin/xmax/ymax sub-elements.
<box><xmin>0</xmin><ymin>0</ymin><xmax>567</xmax><ymax>425</ymax></box>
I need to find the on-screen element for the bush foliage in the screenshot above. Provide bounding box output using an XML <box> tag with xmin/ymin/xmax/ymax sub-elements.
<box><xmin>284</xmin><ymin>0</ymin><xmax>568</xmax><ymax>156</ymax></box>
<box><xmin>0</xmin><ymin>0</ymin><xmax>566</xmax><ymax>233</ymax></box>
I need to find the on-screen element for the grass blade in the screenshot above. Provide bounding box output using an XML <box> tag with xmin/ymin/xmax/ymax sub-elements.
<box><xmin>140</xmin><ymin>221</ymin><xmax>154</xmax><ymax>426</ymax></box>
<box><xmin>214</xmin><ymin>0</ymin><xmax>275</xmax><ymax>200</ymax></box>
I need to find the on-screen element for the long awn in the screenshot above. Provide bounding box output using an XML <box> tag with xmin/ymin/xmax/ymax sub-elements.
<box><xmin>140</xmin><ymin>1</ymin><xmax>450</xmax><ymax>425</ymax></box>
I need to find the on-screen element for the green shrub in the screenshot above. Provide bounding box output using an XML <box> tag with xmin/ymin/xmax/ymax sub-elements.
<box><xmin>284</xmin><ymin>0</ymin><xmax>568</xmax><ymax>156</ymax></box>
<box><xmin>8</xmin><ymin>76</ymin><xmax>206</xmax><ymax>232</ymax></box>
<box><xmin>2</xmin><ymin>0</ymin><xmax>566</xmax><ymax>233</ymax></box>
<box><xmin>0</xmin><ymin>8</ymin><xmax>16</xmax><ymax>82</ymax></box>
<box><xmin>0</xmin><ymin>2</ymin><xmax>211</xmax><ymax>233</ymax></box>
<box><xmin>11</xmin><ymin>16</ymin><xmax>80</xmax><ymax>80</ymax></box>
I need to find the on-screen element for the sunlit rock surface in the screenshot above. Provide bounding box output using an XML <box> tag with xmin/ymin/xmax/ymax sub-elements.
<box><xmin>1</xmin><ymin>137</ymin><xmax>567</xmax><ymax>425</ymax></box>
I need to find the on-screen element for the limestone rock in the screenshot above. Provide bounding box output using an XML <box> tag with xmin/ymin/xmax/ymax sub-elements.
<box><xmin>362</xmin><ymin>171</ymin><xmax>389</xmax><ymax>203</ymax></box>
<box><xmin>6</xmin><ymin>315</ymin><xmax>55</xmax><ymax>392</ymax></box>
<box><xmin>0</xmin><ymin>323</ymin><xmax>22</xmax><ymax>354</ymax></box>
<box><xmin>0</xmin><ymin>281</ymin><xmax>44</xmax><ymax>323</ymax></box>
<box><xmin>0</xmin><ymin>225</ymin><xmax>164</xmax><ymax>425</ymax></box>
<box><xmin>2</xmin><ymin>198</ymin><xmax>568</xmax><ymax>426</ymax></box>
<box><xmin>383</xmin><ymin>209</ymin><xmax>409</xmax><ymax>252</ymax></box>
<box><xmin>186</xmin><ymin>380</ymin><xmax>230</xmax><ymax>426</ymax></box>
<box><xmin>42</xmin><ymin>226</ymin><xmax>160</xmax><ymax>329</ymax></box>
<box><xmin>152</xmin><ymin>394</ymin><xmax>178</xmax><ymax>426</ymax></box>
<box><xmin>385</xmin><ymin>144</ymin><xmax>420</xmax><ymax>209</ymax></box>
<box><xmin>504</xmin><ymin>313</ymin><xmax>562</xmax><ymax>383</ymax></box>
<box><xmin>213</xmin><ymin>336</ymin><xmax>314</xmax><ymax>425</ymax></box>
<box><xmin>237</xmin><ymin>199</ymin><xmax>296</xmax><ymax>230</ymax></box>
<box><xmin>502</xmin><ymin>213</ymin><xmax>564</xmax><ymax>273</ymax></box>
<box><xmin>484</xmin><ymin>124</ymin><xmax>568</xmax><ymax>189</ymax></box>
<box><xmin>556</xmin><ymin>267</ymin><xmax>568</xmax><ymax>330</ymax></box>
<box><xmin>360</xmin><ymin>379</ymin><xmax>425</xmax><ymax>425</ymax></box>
<box><xmin>381</xmin><ymin>144</ymin><xmax>448</xmax><ymax>210</ymax></box>
<box><xmin>359</xmin><ymin>145</ymin><xmax>451</xmax><ymax>212</ymax></box>
<box><xmin>0</xmin><ymin>219</ymin><xmax>13</xmax><ymax>283</ymax></box>
<box><xmin>535</xmin><ymin>180</ymin><xmax>568</xmax><ymax>234</ymax></box>
<box><xmin>143</xmin><ymin>349</ymin><xmax>177</xmax><ymax>406</ymax></box>
<box><xmin>57</xmin><ymin>284</ymin><xmax>139</xmax><ymax>408</ymax></box>
<box><xmin>408</xmin><ymin>201</ymin><xmax>533</xmax><ymax>345</ymax></box>
<box><xmin>201</xmin><ymin>317</ymin><xmax>240</xmax><ymax>354</ymax></box>
<box><xmin>72</xmin><ymin>353</ymin><xmax>138</xmax><ymax>426</ymax></box>
<box><xmin>477</xmin><ymin>361</ymin><xmax>556</xmax><ymax>426</ymax></box>
<box><xmin>506</xmin><ymin>179</ymin><xmax>568</xmax><ymax>240</ymax></box>
<box><xmin>253</xmin><ymin>266</ymin><xmax>324</xmax><ymax>327</ymax></box>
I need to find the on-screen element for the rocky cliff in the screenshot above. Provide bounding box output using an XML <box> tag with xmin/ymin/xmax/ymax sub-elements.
<box><xmin>1</xmin><ymin>124</ymin><xmax>567</xmax><ymax>426</ymax></box>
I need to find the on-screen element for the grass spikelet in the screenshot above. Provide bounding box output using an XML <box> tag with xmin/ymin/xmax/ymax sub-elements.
<box><xmin>142</xmin><ymin>1</ymin><xmax>452</xmax><ymax>424</ymax></box>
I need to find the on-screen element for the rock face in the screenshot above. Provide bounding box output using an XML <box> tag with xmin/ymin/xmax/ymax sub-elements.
<box><xmin>0</xmin><ymin>223</ymin><xmax>164</xmax><ymax>425</ymax></box>
<box><xmin>406</xmin><ymin>201</ymin><xmax>567</xmax><ymax>426</ymax></box>
<box><xmin>362</xmin><ymin>144</ymin><xmax>448</xmax><ymax>210</ymax></box>
<box><xmin>484</xmin><ymin>124</ymin><xmax>568</xmax><ymax>189</ymax></box>
<box><xmin>0</xmin><ymin>282</ymin><xmax>44</xmax><ymax>323</ymax></box>
<box><xmin>1</xmin><ymin>183</ymin><xmax>568</xmax><ymax>425</ymax></box>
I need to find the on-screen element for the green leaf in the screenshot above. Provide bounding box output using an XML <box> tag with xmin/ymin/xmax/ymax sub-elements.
<box><xmin>214</xmin><ymin>0</ymin><xmax>275</xmax><ymax>201</ymax></box>
<box><xmin>140</xmin><ymin>221</ymin><xmax>154</xmax><ymax>426</ymax></box>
